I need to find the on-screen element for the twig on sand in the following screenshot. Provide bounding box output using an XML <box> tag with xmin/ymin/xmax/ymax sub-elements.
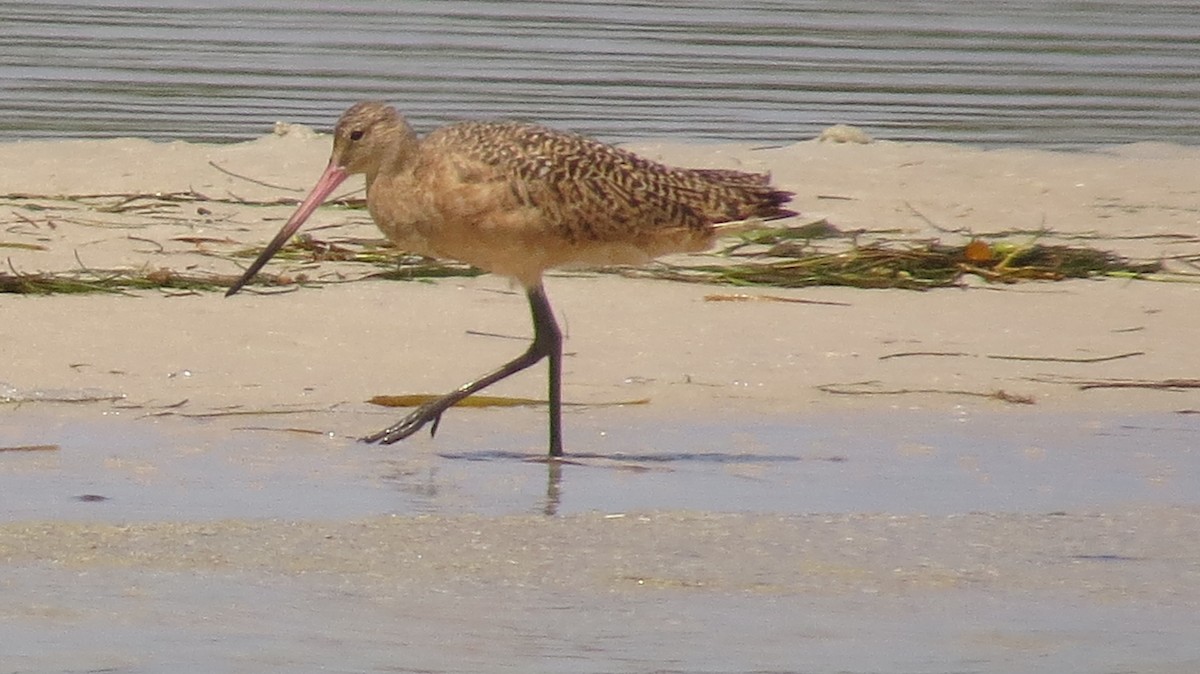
<box><xmin>816</xmin><ymin>381</ymin><xmax>1035</xmax><ymax>404</ymax></box>
<box><xmin>208</xmin><ymin>160</ymin><xmax>304</xmax><ymax>192</ymax></box>
<box><xmin>1030</xmin><ymin>376</ymin><xmax>1200</xmax><ymax>391</ymax></box>
<box><xmin>880</xmin><ymin>350</ymin><xmax>1144</xmax><ymax>364</ymax></box>
<box><xmin>986</xmin><ymin>351</ymin><xmax>1144</xmax><ymax>364</ymax></box>
<box><xmin>703</xmin><ymin>293</ymin><xmax>851</xmax><ymax>306</ymax></box>
<box><xmin>879</xmin><ymin>351</ymin><xmax>973</xmax><ymax>360</ymax></box>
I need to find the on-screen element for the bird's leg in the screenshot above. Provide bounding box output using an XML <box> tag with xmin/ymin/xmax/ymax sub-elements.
<box><xmin>362</xmin><ymin>283</ymin><xmax>565</xmax><ymax>457</ymax></box>
<box><xmin>540</xmin><ymin>284</ymin><xmax>563</xmax><ymax>457</ymax></box>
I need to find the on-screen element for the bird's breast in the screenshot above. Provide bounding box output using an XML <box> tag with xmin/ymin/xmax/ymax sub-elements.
<box><xmin>364</xmin><ymin>165</ymin><xmax>557</xmax><ymax>286</ymax></box>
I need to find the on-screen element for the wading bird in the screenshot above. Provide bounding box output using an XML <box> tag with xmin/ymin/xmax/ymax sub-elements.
<box><xmin>226</xmin><ymin>102</ymin><xmax>795</xmax><ymax>456</ymax></box>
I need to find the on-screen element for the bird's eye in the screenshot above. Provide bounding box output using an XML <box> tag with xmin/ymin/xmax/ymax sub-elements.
<box><xmin>349</xmin><ymin>129</ymin><xmax>364</xmax><ymax>141</ymax></box>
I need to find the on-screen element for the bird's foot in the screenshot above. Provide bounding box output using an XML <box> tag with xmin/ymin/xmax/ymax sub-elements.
<box><xmin>361</xmin><ymin>403</ymin><xmax>445</xmax><ymax>445</ymax></box>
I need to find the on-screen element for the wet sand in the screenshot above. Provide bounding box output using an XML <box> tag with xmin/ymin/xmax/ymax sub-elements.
<box><xmin>3</xmin><ymin>492</ymin><xmax>1200</xmax><ymax>671</ymax></box>
<box><xmin>3</xmin><ymin>126</ymin><xmax>1200</xmax><ymax>671</ymax></box>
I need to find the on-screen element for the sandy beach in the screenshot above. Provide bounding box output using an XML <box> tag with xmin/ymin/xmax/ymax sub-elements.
<box><xmin>3</xmin><ymin>126</ymin><xmax>1200</xmax><ymax>419</ymax></box>
<box><xmin>3</xmin><ymin>126</ymin><xmax>1200</xmax><ymax>672</ymax></box>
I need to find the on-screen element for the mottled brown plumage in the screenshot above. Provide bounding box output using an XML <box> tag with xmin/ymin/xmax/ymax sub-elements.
<box><xmin>227</xmin><ymin>101</ymin><xmax>796</xmax><ymax>456</ymax></box>
<box><xmin>332</xmin><ymin>101</ymin><xmax>794</xmax><ymax>287</ymax></box>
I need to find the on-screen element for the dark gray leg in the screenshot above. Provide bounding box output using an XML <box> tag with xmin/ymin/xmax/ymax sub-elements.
<box><xmin>362</xmin><ymin>283</ymin><xmax>564</xmax><ymax>457</ymax></box>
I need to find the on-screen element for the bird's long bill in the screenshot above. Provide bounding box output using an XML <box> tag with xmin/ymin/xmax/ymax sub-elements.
<box><xmin>225</xmin><ymin>161</ymin><xmax>350</xmax><ymax>297</ymax></box>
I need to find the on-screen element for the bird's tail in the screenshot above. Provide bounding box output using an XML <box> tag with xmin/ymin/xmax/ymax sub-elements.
<box><xmin>693</xmin><ymin>168</ymin><xmax>798</xmax><ymax>222</ymax></box>
<box><xmin>755</xmin><ymin>185</ymin><xmax>800</xmax><ymax>220</ymax></box>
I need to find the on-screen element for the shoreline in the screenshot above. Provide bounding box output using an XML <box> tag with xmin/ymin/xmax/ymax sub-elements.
<box><xmin>2</xmin><ymin>129</ymin><xmax>1199</xmax><ymax>424</ymax></box>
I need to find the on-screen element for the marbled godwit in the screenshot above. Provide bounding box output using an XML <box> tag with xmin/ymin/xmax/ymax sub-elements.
<box><xmin>226</xmin><ymin>101</ymin><xmax>795</xmax><ymax>457</ymax></box>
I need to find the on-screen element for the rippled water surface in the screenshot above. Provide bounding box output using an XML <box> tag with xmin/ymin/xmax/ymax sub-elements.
<box><xmin>2</xmin><ymin>0</ymin><xmax>1199</xmax><ymax>147</ymax></box>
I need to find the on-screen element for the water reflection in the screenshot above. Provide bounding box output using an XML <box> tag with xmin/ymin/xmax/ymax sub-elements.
<box><xmin>544</xmin><ymin>459</ymin><xmax>562</xmax><ymax>516</ymax></box>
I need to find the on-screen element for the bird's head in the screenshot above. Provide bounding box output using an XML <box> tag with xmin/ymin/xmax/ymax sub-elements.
<box><xmin>225</xmin><ymin>101</ymin><xmax>416</xmax><ymax>297</ymax></box>
<box><xmin>331</xmin><ymin>101</ymin><xmax>419</xmax><ymax>178</ymax></box>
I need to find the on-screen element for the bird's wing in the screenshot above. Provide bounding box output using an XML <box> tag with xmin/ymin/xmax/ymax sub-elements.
<box><xmin>423</xmin><ymin>122</ymin><xmax>792</xmax><ymax>246</ymax></box>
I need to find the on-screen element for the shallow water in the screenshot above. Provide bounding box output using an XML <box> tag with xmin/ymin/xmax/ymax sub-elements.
<box><xmin>2</xmin><ymin>1</ymin><xmax>1199</xmax><ymax>147</ymax></box>
<box><xmin>3</xmin><ymin>407</ymin><xmax>1197</xmax><ymax>520</ymax></box>
<box><xmin>3</xmin><ymin>406</ymin><xmax>1199</xmax><ymax>672</ymax></box>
